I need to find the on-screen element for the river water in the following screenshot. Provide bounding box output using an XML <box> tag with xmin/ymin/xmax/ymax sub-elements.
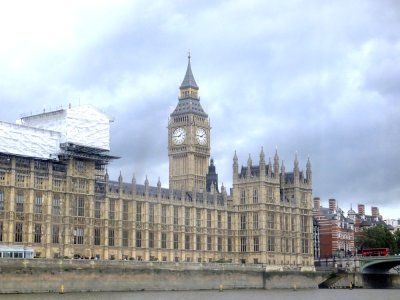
<box><xmin>1</xmin><ymin>289</ymin><xmax>398</xmax><ymax>300</ymax></box>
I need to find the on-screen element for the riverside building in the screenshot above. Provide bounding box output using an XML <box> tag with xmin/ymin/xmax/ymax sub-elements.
<box><xmin>0</xmin><ymin>57</ymin><xmax>314</xmax><ymax>268</ymax></box>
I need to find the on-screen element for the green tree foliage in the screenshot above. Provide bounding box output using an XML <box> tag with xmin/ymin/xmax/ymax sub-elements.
<box><xmin>356</xmin><ymin>225</ymin><xmax>396</xmax><ymax>254</ymax></box>
<box><xmin>394</xmin><ymin>229</ymin><xmax>400</xmax><ymax>255</ymax></box>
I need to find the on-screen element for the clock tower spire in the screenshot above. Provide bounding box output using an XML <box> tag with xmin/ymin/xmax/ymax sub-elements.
<box><xmin>168</xmin><ymin>55</ymin><xmax>210</xmax><ymax>192</ymax></box>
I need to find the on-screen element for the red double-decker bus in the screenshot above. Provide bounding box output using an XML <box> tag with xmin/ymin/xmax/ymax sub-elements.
<box><xmin>358</xmin><ymin>247</ymin><xmax>389</xmax><ymax>256</ymax></box>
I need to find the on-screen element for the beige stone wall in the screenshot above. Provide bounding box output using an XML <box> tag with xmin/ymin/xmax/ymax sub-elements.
<box><xmin>231</xmin><ymin>160</ymin><xmax>314</xmax><ymax>267</ymax></box>
<box><xmin>168</xmin><ymin>114</ymin><xmax>210</xmax><ymax>192</ymax></box>
<box><xmin>0</xmin><ymin>152</ymin><xmax>313</xmax><ymax>268</ymax></box>
<box><xmin>0</xmin><ymin>259</ymin><xmax>326</xmax><ymax>293</ymax></box>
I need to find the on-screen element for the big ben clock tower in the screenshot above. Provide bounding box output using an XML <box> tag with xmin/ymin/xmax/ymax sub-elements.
<box><xmin>168</xmin><ymin>55</ymin><xmax>210</xmax><ymax>192</ymax></box>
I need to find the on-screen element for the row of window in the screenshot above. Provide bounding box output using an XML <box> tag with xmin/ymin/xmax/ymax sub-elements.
<box><xmin>0</xmin><ymin>220</ymin><xmax>310</xmax><ymax>255</ymax></box>
<box><xmin>0</xmin><ymin>158</ymin><xmax>85</xmax><ymax>173</ymax></box>
<box><xmin>180</xmin><ymin>90</ymin><xmax>198</xmax><ymax>98</ymax></box>
<box><xmin>0</xmin><ymin>192</ymin><xmax>310</xmax><ymax>233</ymax></box>
<box><xmin>239</xmin><ymin>188</ymin><xmax>310</xmax><ymax>206</ymax></box>
<box><xmin>0</xmin><ymin>223</ymin><xmax>60</xmax><ymax>244</ymax></box>
<box><xmin>0</xmin><ymin>193</ymin><xmax>225</xmax><ymax>225</ymax></box>
<box><xmin>14</xmin><ymin>175</ymin><xmax>87</xmax><ymax>191</ymax></box>
<box><xmin>0</xmin><ymin>191</ymin><xmax>62</xmax><ymax>214</ymax></box>
<box><xmin>1</xmin><ymin>161</ymin><xmax>86</xmax><ymax>188</ymax></box>
<box><xmin>239</xmin><ymin>187</ymin><xmax>274</xmax><ymax>204</ymax></box>
<box><xmin>101</xmin><ymin>203</ymin><xmax>309</xmax><ymax>232</ymax></box>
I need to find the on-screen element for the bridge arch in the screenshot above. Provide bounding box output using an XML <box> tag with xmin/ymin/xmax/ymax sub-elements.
<box><xmin>361</xmin><ymin>256</ymin><xmax>400</xmax><ymax>274</ymax></box>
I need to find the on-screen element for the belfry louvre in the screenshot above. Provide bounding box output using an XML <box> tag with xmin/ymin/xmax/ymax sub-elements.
<box><xmin>0</xmin><ymin>57</ymin><xmax>314</xmax><ymax>268</ymax></box>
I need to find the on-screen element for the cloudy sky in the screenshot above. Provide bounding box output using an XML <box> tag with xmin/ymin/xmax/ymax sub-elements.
<box><xmin>0</xmin><ymin>0</ymin><xmax>399</xmax><ymax>218</ymax></box>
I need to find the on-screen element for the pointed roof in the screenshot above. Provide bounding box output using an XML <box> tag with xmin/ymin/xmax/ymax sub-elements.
<box><xmin>274</xmin><ymin>148</ymin><xmax>279</xmax><ymax>162</ymax></box>
<box><xmin>260</xmin><ymin>146</ymin><xmax>265</xmax><ymax>161</ymax></box>
<box><xmin>307</xmin><ymin>157</ymin><xmax>312</xmax><ymax>169</ymax></box>
<box><xmin>294</xmin><ymin>153</ymin><xmax>299</xmax><ymax>170</ymax></box>
<box><xmin>157</xmin><ymin>177</ymin><xmax>161</xmax><ymax>188</ymax></box>
<box><xmin>171</xmin><ymin>53</ymin><xmax>207</xmax><ymax>118</ymax></box>
<box><xmin>247</xmin><ymin>154</ymin><xmax>252</xmax><ymax>166</ymax></box>
<box><xmin>208</xmin><ymin>158</ymin><xmax>216</xmax><ymax>174</ymax></box>
<box><xmin>180</xmin><ymin>53</ymin><xmax>199</xmax><ymax>90</ymax></box>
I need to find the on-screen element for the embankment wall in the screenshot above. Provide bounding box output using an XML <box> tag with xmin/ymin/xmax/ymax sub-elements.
<box><xmin>0</xmin><ymin>259</ymin><xmax>327</xmax><ymax>293</ymax></box>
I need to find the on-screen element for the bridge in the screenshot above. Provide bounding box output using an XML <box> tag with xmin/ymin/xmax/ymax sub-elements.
<box><xmin>360</xmin><ymin>256</ymin><xmax>400</xmax><ymax>273</ymax></box>
<box><xmin>317</xmin><ymin>256</ymin><xmax>400</xmax><ymax>288</ymax></box>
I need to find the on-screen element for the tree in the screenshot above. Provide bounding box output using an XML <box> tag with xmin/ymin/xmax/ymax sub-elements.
<box><xmin>393</xmin><ymin>229</ymin><xmax>400</xmax><ymax>255</ymax></box>
<box><xmin>356</xmin><ymin>225</ymin><xmax>396</xmax><ymax>254</ymax></box>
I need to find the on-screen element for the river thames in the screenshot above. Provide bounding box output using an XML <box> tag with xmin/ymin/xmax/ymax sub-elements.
<box><xmin>1</xmin><ymin>289</ymin><xmax>399</xmax><ymax>300</ymax></box>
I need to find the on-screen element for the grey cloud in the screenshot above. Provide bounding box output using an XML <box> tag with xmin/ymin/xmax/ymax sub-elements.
<box><xmin>1</xmin><ymin>0</ymin><xmax>399</xmax><ymax>218</ymax></box>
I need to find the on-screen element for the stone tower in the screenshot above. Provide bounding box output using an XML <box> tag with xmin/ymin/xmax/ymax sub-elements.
<box><xmin>168</xmin><ymin>55</ymin><xmax>210</xmax><ymax>192</ymax></box>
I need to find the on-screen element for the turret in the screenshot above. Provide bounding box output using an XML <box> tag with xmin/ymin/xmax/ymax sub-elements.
<box><xmin>259</xmin><ymin>147</ymin><xmax>265</xmax><ymax>177</ymax></box>
<box><xmin>268</xmin><ymin>158</ymin><xmax>272</xmax><ymax>177</ymax></box>
<box><xmin>306</xmin><ymin>157</ymin><xmax>312</xmax><ymax>184</ymax></box>
<box><xmin>157</xmin><ymin>177</ymin><xmax>161</xmax><ymax>195</ymax></box>
<box><xmin>105</xmin><ymin>168</ymin><xmax>109</xmax><ymax>182</ymax></box>
<box><xmin>274</xmin><ymin>148</ymin><xmax>280</xmax><ymax>178</ymax></box>
<box><xmin>105</xmin><ymin>168</ymin><xmax>109</xmax><ymax>192</ymax></box>
<box><xmin>118</xmin><ymin>171</ymin><xmax>123</xmax><ymax>194</ymax></box>
<box><xmin>247</xmin><ymin>154</ymin><xmax>252</xmax><ymax>178</ymax></box>
<box><xmin>280</xmin><ymin>161</ymin><xmax>285</xmax><ymax>186</ymax></box>
<box><xmin>221</xmin><ymin>183</ymin><xmax>226</xmax><ymax>196</ymax></box>
<box><xmin>233</xmin><ymin>151</ymin><xmax>238</xmax><ymax>179</ymax></box>
<box><xmin>144</xmin><ymin>176</ymin><xmax>149</xmax><ymax>197</ymax></box>
<box><xmin>131</xmin><ymin>173</ymin><xmax>136</xmax><ymax>195</ymax></box>
<box><xmin>293</xmin><ymin>153</ymin><xmax>299</xmax><ymax>184</ymax></box>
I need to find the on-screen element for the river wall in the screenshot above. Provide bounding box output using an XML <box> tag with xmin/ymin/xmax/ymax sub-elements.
<box><xmin>0</xmin><ymin>259</ymin><xmax>327</xmax><ymax>294</ymax></box>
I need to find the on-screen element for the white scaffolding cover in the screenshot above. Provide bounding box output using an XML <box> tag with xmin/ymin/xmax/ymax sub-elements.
<box><xmin>0</xmin><ymin>121</ymin><xmax>61</xmax><ymax>160</ymax></box>
<box><xmin>18</xmin><ymin>105</ymin><xmax>110</xmax><ymax>151</ymax></box>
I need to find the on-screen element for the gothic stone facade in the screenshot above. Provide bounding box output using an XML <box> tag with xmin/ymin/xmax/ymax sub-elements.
<box><xmin>0</xmin><ymin>58</ymin><xmax>314</xmax><ymax>267</ymax></box>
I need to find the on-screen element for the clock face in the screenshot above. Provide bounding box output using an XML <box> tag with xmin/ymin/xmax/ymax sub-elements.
<box><xmin>172</xmin><ymin>127</ymin><xmax>186</xmax><ymax>145</ymax></box>
<box><xmin>196</xmin><ymin>128</ymin><xmax>207</xmax><ymax>145</ymax></box>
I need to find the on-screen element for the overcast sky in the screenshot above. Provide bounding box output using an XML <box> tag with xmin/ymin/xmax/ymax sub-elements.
<box><xmin>0</xmin><ymin>0</ymin><xmax>399</xmax><ymax>218</ymax></box>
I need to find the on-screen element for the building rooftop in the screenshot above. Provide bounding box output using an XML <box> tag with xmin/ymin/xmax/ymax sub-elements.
<box><xmin>107</xmin><ymin>180</ymin><xmax>225</xmax><ymax>206</ymax></box>
<box><xmin>170</xmin><ymin>98</ymin><xmax>208</xmax><ymax>118</ymax></box>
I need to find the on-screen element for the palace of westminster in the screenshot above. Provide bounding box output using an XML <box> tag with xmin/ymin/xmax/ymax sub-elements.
<box><xmin>0</xmin><ymin>57</ymin><xmax>314</xmax><ymax>267</ymax></box>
